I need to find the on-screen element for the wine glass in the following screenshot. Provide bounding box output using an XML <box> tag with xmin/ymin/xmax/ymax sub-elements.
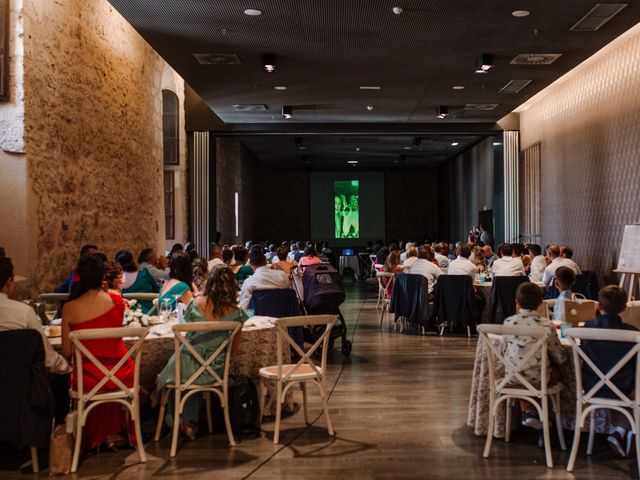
<box><xmin>159</xmin><ymin>299</ymin><xmax>173</xmax><ymax>323</ymax></box>
<box><xmin>44</xmin><ymin>303</ymin><xmax>58</xmax><ymax>325</ymax></box>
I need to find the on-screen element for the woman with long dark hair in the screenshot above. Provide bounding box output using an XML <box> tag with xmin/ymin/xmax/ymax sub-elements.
<box><xmin>116</xmin><ymin>250</ymin><xmax>159</xmax><ymax>312</ymax></box>
<box><xmin>157</xmin><ymin>252</ymin><xmax>194</xmax><ymax>310</ymax></box>
<box><xmin>156</xmin><ymin>266</ymin><xmax>246</xmax><ymax>439</ymax></box>
<box><xmin>61</xmin><ymin>254</ymin><xmax>135</xmax><ymax>450</ymax></box>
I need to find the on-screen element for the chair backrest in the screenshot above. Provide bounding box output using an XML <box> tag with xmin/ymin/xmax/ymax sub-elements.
<box><xmin>171</xmin><ymin>321</ymin><xmax>241</xmax><ymax>390</ymax></box>
<box><xmin>489</xmin><ymin>276</ymin><xmax>530</xmax><ymax>324</ymax></box>
<box><xmin>122</xmin><ymin>292</ymin><xmax>159</xmax><ymax>301</ymax></box>
<box><xmin>566</xmin><ymin>328</ymin><xmax>640</xmax><ymax>406</ymax></box>
<box><xmin>248</xmin><ymin>288</ymin><xmax>300</xmax><ymax>318</ymax></box>
<box><xmin>38</xmin><ymin>293</ymin><xmax>69</xmax><ymax>303</ymax></box>
<box><xmin>563</xmin><ymin>300</ymin><xmax>598</xmax><ymax>326</ymax></box>
<box><xmin>273</xmin><ymin>315</ymin><xmax>336</xmax><ymax>382</ymax></box>
<box><xmin>477</xmin><ymin>324</ymin><xmax>551</xmax><ymax>396</ymax></box>
<box><xmin>573</xmin><ymin>271</ymin><xmax>600</xmax><ymax>301</ymax></box>
<box><xmin>70</xmin><ymin>327</ymin><xmax>148</xmax><ymax>402</ymax></box>
<box><xmin>376</xmin><ymin>271</ymin><xmax>394</xmax><ymax>291</ymax></box>
<box><xmin>433</xmin><ymin>275</ymin><xmax>475</xmax><ymax>326</ymax></box>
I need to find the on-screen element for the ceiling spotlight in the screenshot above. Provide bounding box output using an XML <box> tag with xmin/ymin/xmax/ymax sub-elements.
<box><xmin>493</xmin><ymin>142</ymin><xmax>503</xmax><ymax>146</ymax></box>
<box><xmin>451</xmin><ymin>142</ymin><xmax>459</xmax><ymax>146</ymax></box>
<box><xmin>453</xmin><ymin>85</ymin><xmax>465</xmax><ymax>90</ymax></box>
<box><xmin>244</xmin><ymin>8</ymin><xmax>262</xmax><ymax>16</ymax></box>
<box><xmin>274</xmin><ymin>85</ymin><xmax>287</xmax><ymax>91</ymax></box>
<box><xmin>392</xmin><ymin>6</ymin><xmax>403</xmax><ymax>15</ymax></box>
<box><xmin>403</xmin><ymin>146</ymin><xmax>411</xmax><ymax>150</ymax></box>
<box><xmin>475</xmin><ymin>54</ymin><xmax>493</xmax><ymax>73</ymax></box>
<box><xmin>512</xmin><ymin>10</ymin><xmax>530</xmax><ymax>17</ymax></box>
<box><xmin>413</xmin><ymin>137</ymin><xmax>421</xmax><ymax>147</ymax></box>
<box><xmin>355</xmin><ymin>147</ymin><xmax>361</xmax><ymax>151</ymax></box>
<box><xmin>366</xmin><ymin>105</ymin><xmax>374</xmax><ymax>111</ymax></box>
<box><xmin>262</xmin><ymin>54</ymin><xmax>276</xmax><ymax>73</ymax></box>
<box><xmin>359</xmin><ymin>86</ymin><xmax>381</xmax><ymax>90</ymax></box>
<box><xmin>348</xmin><ymin>160</ymin><xmax>359</xmax><ymax>164</ymax></box>
<box><xmin>436</xmin><ymin>105</ymin><xmax>448</xmax><ymax>119</ymax></box>
<box><xmin>282</xmin><ymin>106</ymin><xmax>292</xmax><ymax>119</ymax></box>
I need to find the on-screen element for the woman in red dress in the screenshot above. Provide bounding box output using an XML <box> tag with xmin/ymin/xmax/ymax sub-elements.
<box><xmin>61</xmin><ymin>254</ymin><xmax>134</xmax><ymax>450</ymax></box>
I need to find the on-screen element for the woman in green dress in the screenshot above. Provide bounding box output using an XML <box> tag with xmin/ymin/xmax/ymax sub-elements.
<box><xmin>231</xmin><ymin>246</ymin><xmax>254</xmax><ymax>283</ymax></box>
<box><xmin>117</xmin><ymin>250</ymin><xmax>160</xmax><ymax>313</ymax></box>
<box><xmin>157</xmin><ymin>252</ymin><xmax>194</xmax><ymax>311</ymax></box>
<box><xmin>156</xmin><ymin>265</ymin><xmax>247</xmax><ymax>439</ymax></box>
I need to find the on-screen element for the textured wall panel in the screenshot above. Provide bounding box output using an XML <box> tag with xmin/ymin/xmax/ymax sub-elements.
<box><xmin>519</xmin><ymin>24</ymin><xmax>640</xmax><ymax>284</ymax></box>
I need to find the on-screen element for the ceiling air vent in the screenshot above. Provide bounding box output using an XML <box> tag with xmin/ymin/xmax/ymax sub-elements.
<box><xmin>499</xmin><ymin>79</ymin><xmax>532</xmax><ymax>94</ymax></box>
<box><xmin>571</xmin><ymin>4</ymin><xmax>627</xmax><ymax>31</ymax></box>
<box><xmin>510</xmin><ymin>53</ymin><xmax>562</xmax><ymax>65</ymax></box>
<box><xmin>464</xmin><ymin>103</ymin><xmax>499</xmax><ymax>111</ymax></box>
<box><xmin>232</xmin><ymin>104</ymin><xmax>267</xmax><ymax>112</ymax></box>
<box><xmin>193</xmin><ymin>53</ymin><xmax>242</xmax><ymax>65</ymax></box>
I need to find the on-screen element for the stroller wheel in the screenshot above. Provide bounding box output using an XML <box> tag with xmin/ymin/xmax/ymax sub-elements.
<box><xmin>341</xmin><ymin>340</ymin><xmax>352</xmax><ymax>356</ymax></box>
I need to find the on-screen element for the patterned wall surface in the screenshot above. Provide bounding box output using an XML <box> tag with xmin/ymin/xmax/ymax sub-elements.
<box><xmin>519</xmin><ymin>24</ymin><xmax>640</xmax><ymax>284</ymax></box>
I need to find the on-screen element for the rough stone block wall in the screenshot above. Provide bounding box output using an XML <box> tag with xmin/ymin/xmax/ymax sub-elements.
<box><xmin>385</xmin><ymin>170</ymin><xmax>439</xmax><ymax>243</ymax></box>
<box><xmin>22</xmin><ymin>0</ymin><xmax>170</xmax><ymax>291</ymax></box>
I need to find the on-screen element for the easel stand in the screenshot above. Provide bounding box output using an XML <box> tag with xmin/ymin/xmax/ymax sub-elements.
<box><xmin>613</xmin><ymin>270</ymin><xmax>640</xmax><ymax>302</ymax></box>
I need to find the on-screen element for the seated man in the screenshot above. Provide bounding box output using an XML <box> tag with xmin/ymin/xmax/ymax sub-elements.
<box><xmin>207</xmin><ymin>243</ymin><xmax>225</xmax><ymax>270</ymax></box>
<box><xmin>491</xmin><ymin>244</ymin><xmax>526</xmax><ymax>277</ymax></box>
<box><xmin>581</xmin><ymin>285</ymin><xmax>638</xmax><ymax>457</ymax></box>
<box><xmin>239</xmin><ymin>247</ymin><xmax>291</xmax><ymax>309</ymax></box>
<box><xmin>482</xmin><ymin>245</ymin><xmax>497</xmax><ymax>267</ymax></box>
<box><xmin>528</xmin><ymin>244</ymin><xmax>547</xmax><ymax>282</ymax></box>
<box><xmin>407</xmin><ymin>246</ymin><xmax>441</xmax><ymax>294</ymax></box>
<box><xmin>433</xmin><ymin>243</ymin><xmax>449</xmax><ymax>271</ymax></box>
<box><xmin>502</xmin><ymin>283</ymin><xmax>566</xmax><ymax>429</ymax></box>
<box><xmin>447</xmin><ymin>245</ymin><xmax>477</xmax><ymax>278</ymax></box>
<box><xmin>541</xmin><ymin>244</ymin><xmax>581</xmax><ymax>286</ymax></box>
<box><xmin>552</xmin><ymin>266</ymin><xmax>577</xmax><ymax>322</ymax></box>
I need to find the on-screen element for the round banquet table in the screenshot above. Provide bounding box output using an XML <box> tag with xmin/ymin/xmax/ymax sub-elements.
<box><xmin>467</xmin><ymin>333</ymin><xmax>611</xmax><ymax>438</ymax></box>
<box><xmin>48</xmin><ymin>318</ymin><xmax>294</xmax><ymax>416</ymax></box>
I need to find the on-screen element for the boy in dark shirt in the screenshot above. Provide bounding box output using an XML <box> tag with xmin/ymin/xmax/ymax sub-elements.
<box><xmin>582</xmin><ymin>285</ymin><xmax>638</xmax><ymax>457</ymax></box>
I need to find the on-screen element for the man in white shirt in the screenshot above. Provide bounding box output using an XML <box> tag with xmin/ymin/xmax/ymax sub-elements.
<box><xmin>527</xmin><ymin>244</ymin><xmax>547</xmax><ymax>282</ymax></box>
<box><xmin>0</xmin><ymin>258</ymin><xmax>69</xmax><ymax>375</ymax></box>
<box><xmin>447</xmin><ymin>245</ymin><xmax>478</xmax><ymax>278</ymax></box>
<box><xmin>541</xmin><ymin>244</ymin><xmax>581</xmax><ymax>286</ymax></box>
<box><xmin>400</xmin><ymin>242</ymin><xmax>414</xmax><ymax>262</ymax></box>
<box><xmin>208</xmin><ymin>243</ymin><xmax>225</xmax><ymax>271</ymax></box>
<box><xmin>239</xmin><ymin>248</ymin><xmax>291</xmax><ymax>309</ymax></box>
<box><xmin>408</xmin><ymin>246</ymin><xmax>441</xmax><ymax>293</ymax></box>
<box><xmin>491</xmin><ymin>244</ymin><xmax>526</xmax><ymax>277</ymax></box>
<box><xmin>433</xmin><ymin>244</ymin><xmax>450</xmax><ymax>271</ymax></box>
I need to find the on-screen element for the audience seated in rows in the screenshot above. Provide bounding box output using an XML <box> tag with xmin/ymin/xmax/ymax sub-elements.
<box><xmin>117</xmin><ymin>250</ymin><xmax>159</xmax><ymax>312</ymax></box>
<box><xmin>528</xmin><ymin>244</ymin><xmax>546</xmax><ymax>282</ymax></box>
<box><xmin>491</xmin><ymin>244</ymin><xmax>526</xmax><ymax>278</ymax></box>
<box><xmin>433</xmin><ymin>243</ymin><xmax>450</xmax><ymax>271</ymax></box>
<box><xmin>407</xmin><ymin>246</ymin><xmax>441</xmax><ymax>294</ymax></box>
<box><xmin>138</xmin><ymin>248</ymin><xmax>169</xmax><ymax>286</ymax></box>
<box><xmin>469</xmin><ymin>246</ymin><xmax>486</xmax><ymax>268</ymax></box>
<box><xmin>447</xmin><ymin>245</ymin><xmax>477</xmax><ymax>278</ymax></box>
<box><xmin>192</xmin><ymin>257</ymin><xmax>209</xmax><ymax>294</ymax></box>
<box><xmin>272</xmin><ymin>245</ymin><xmax>294</xmax><ymax>275</ymax></box>
<box><xmin>158</xmin><ymin>252</ymin><xmax>194</xmax><ymax>310</ymax></box>
<box><xmin>483</xmin><ymin>245</ymin><xmax>497</xmax><ymax>267</ymax></box>
<box><xmin>541</xmin><ymin>244</ymin><xmax>581</xmax><ymax>286</ymax></box>
<box><xmin>239</xmin><ymin>247</ymin><xmax>290</xmax><ymax>310</ymax></box>
<box><xmin>232</xmin><ymin>246</ymin><xmax>253</xmax><ymax>282</ymax></box>
<box><xmin>299</xmin><ymin>245</ymin><xmax>321</xmax><ymax>268</ymax></box>
<box><xmin>208</xmin><ymin>244</ymin><xmax>224</xmax><ymax>271</ymax></box>
<box><xmin>552</xmin><ymin>266</ymin><xmax>577</xmax><ymax>322</ymax></box>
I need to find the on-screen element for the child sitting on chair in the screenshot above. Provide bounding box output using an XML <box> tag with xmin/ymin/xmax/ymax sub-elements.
<box><xmin>552</xmin><ymin>266</ymin><xmax>577</xmax><ymax>322</ymax></box>
<box><xmin>581</xmin><ymin>285</ymin><xmax>638</xmax><ymax>458</ymax></box>
<box><xmin>502</xmin><ymin>283</ymin><xmax>567</xmax><ymax>429</ymax></box>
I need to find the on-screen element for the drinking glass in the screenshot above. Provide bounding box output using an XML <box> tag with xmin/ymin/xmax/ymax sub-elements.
<box><xmin>560</xmin><ymin>322</ymin><xmax>572</xmax><ymax>338</ymax></box>
<box><xmin>159</xmin><ymin>299</ymin><xmax>173</xmax><ymax>323</ymax></box>
<box><xmin>44</xmin><ymin>304</ymin><xmax>58</xmax><ymax>325</ymax></box>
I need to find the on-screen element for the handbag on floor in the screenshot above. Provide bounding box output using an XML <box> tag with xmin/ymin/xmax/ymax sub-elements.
<box><xmin>48</xmin><ymin>422</ymin><xmax>73</xmax><ymax>475</ymax></box>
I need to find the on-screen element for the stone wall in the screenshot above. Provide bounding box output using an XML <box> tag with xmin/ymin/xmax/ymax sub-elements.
<box><xmin>10</xmin><ymin>0</ymin><xmax>188</xmax><ymax>292</ymax></box>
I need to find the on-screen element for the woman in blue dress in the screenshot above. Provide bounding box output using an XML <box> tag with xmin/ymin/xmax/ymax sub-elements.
<box><xmin>156</xmin><ymin>265</ymin><xmax>247</xmax><ymax>439</ymax></box>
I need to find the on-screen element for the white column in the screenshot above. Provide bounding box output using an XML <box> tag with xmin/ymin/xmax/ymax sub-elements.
<box><xmin>503</xmin><ymin>131</ymin><xmax>520</xmax><ymax>243</ymax></box>
<box><xmin>191</xmin><ymin>131</ymin><xmax>210</xmax><ymax>258</ymax></box>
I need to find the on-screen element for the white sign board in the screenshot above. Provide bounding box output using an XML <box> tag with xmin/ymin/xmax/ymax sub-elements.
<box><xmin>617</xmin><ymin>225</ymin><xmax>640</xmax><ymax>272</ymax></box>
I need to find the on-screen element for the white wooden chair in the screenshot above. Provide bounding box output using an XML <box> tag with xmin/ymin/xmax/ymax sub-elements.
<box><xmin>154</xmin><ymin>321</ymin><xmax>241</xmax><ymax>457</ymax></box>
<box><xmin>376</xmin><ymin>271</ymin><xmax>394</xmax><ymax>327</ymax></box>
<box><xmin>259</xmin><ymin>315</ymin><xmax>336</xmax><ymax>444</ymax></box>
<box><xmin>565</xmin><ymin>328</ymin><xmax>640</xmax><ymax>473</ymax></box>
<box><xmin>477</xmin><ymin>324</ymin><xmax>566</xmax><ymax>468</ymax></box>
<box><xmin>69</xmin><ymin>327</ymin><xmax>148</xmax><ymax>473</ymax></box>
<box><xmin>122</xmin><ymin>292</ymin><xmax>159</xmax><ymax>301</ymax></box>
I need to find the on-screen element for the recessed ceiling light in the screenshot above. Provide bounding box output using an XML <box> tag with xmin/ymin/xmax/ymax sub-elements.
<box><xmin>475</xmin><ymin>53</ymin><xmax>493</xmax><ymax>73</ymax></box>
<box><xmin>348</xmin><ymin>160</ymin><xmax>359</xmax><ymax>164</ymax></box>
<box><xmin>493</xmin><ymin>142</ymin><xmax>503</xmax><ymax>146</ymax></box>
<box><xmin>282</xmin><ymin>106</ymin><xmax>292</xmax><ymax>119</ymax></box>
<box><xmin>262</xmin><ymin>54</ymin><xmax>276</xmax><ymax>73</ymax></box>
<box><xmin>359</xmin><ymin>86</ymin><xmax>381</xmax><ymax>90</ymax></box>
<box><xmin>355</xmin><ymin>147</ymin><xmax>360</xmax><ymax>151</ymax></box>
<box><xmin>512</xmin><ymin>10</ymin><xmax>530</xmax><ymax>17</ymax></box>
<box><xmin>452</xmin><ymin>85</ymin><xmax>465</xmax><ymax>90</ymax></box>
<box><xmin>274</xmin><ymin>85</ymin><xmax>287</xmax><ymax>90</ymax></box>
<box><xmin>366</xmin><ymin>105</ymin><xmax>374</xmax><ymax>111</ymax></box>
<box><xmin>244</xmin><ymin>8</ymin><xmax>262</xmax><ymax>16</ymax></box>
<box><xmin>451</xmin><ymin>142</ymin><xmax>459</xmax><ymax>146</ymax></box>
<box><xmin>404</xmin><ymin>146</ymin><xmax>411</xmax><ymax>150</ymax></box>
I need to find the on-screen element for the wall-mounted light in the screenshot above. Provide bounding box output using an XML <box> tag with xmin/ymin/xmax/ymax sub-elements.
<box><xmin>262</xmin><ymin>54</ymin><xmax>276</xmax><ymax>73</ymax></box>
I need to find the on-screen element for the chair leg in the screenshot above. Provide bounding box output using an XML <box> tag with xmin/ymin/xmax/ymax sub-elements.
<box><xmin>505</xmin><ymin>399</ymin><xmax>512</xmax><ymax>443</ymax></box>
<box><xmin>258</xmin><ymin>379</ymin><xmax>266</xmax><ymax>422</ymax></box>
<box><xmin>154</xmin><ymin>389</ymin><xmax>169</xmax><ymax>441</ymax></box>
<box><xmin>467</xmin><ymin>326</ymin><xmax>471</xmax><ymax>338</ymax></box>
<box><xmin>132</xmin><ymin>399</ymin><xmax>147</xmax><ymax>463</ymax></box>
<box><xmin>273</xmin><ymin>381</ymin><xmax>283</xmax><ymax>444</ymax></box>
<box><xmin>30</xmin><ymin>447</ymin><xmax>39</xmax><ymax>473</ymax></box>
<box><xmin>635</xmin><ymin>413</ymin><xmax>640</xmax><ymax>476</ymax></box>
<box><xmin>204</xmin><ymin>392</ymin><xmax>213</xmax><ymax>434</ymax></box>
<box><xmin>587</xmin><ymin>410</ymin><xmax>595</xmax><ymax>455</ymax></box>
<box><xmin>376</xmin><ymin>290</ymin><xmax>381</xmax><ymax>309</ymax></box>
<box><xmin>170</xmin><ymin>391</ymin><xmax>181</xmax><ymax>457</ymax></box>
<box><xmin>567</xmin><ymin>403</ymin><xmax>583</xmax><ymax>472</ymax></box>
<box><xmin>483</xmin><ymin>402</ymin><xmax>495</xmax><ymax>458</ymax></box>
<box><xmin>542</xmin><ymin>396</ymin><xmax>553</xmax><ymax>468</ymax></box>
<box><xmin>319</xmin><ymin>382</ymin><xmax>334</xmax><ymax>436</ymax></box>
<box><xmin>302</xmin><ymin>382</ymin><xmax>310</xmax><ymax>425</ymax></box>
<box><xmin>222</xmin><ymin>390</ymin><xmax>236</xmax><ymax>447</ymax></box>
<box><xmin>71</xmin><ymin>408</ymin><xmax>83</xmax><ymax>473</ymax></box>
<box><xmin>551</xmin><ymin>392</ymin><xmax>566</xmax><ymax>450</ymax></box>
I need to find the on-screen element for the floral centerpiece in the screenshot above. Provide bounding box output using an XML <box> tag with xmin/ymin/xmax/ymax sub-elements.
<box><xmin>123</xmin><ymin>300</ymin><xmax>151</xmax><ymax>328</ymax></box>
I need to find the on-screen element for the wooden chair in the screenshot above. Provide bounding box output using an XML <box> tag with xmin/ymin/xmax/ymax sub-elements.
<box><xmin>565</xmin><ymin>328</ymin><xmax>640</xmax><ymax>473</ymax></box>
<box><xmin>154</xmin><ymin>321</ymin><xmax>241</xmax><ymax>457</ymax></box>
<box><xmin>69</xmin><ymin>327</ymin><xmax>148</xmax><ymax>473</ymax></box>
<box><xmin>38</xmin><ymin>293</ymin><xmax>69</xmax><ymax>303</ymax></box>
<box><xmin>562</xmin><ymin>300</ymin><xmax>598</xmax><ymax>326</ymax></box>
<box><xmin>259</xmin><ymin>315</ymin><xmax>336</xmax><ymax>444</ymax></box>
<box><xmin>122</xmin><ymin>292</ymin><xmax>159</xmax><ymax>301</ymax></box>
<box><xmin>477</xmin><ymin>324</ymin><xmax>566</xmax><ymax>468</ymax></box>
<box><xmin>376</xmin><ymin>271</ymin><xmax>394</xmax><ymax>327</ymax></box>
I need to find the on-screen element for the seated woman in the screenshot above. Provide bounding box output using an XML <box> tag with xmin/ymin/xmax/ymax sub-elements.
<box><xmin>117</xmin><ymin>250</ymin><xmax>159</xmax><ymax>313</ymax></box>
<box><xmin>61</xmin><ymin>254</ymin><xmax>135</xmax><ymax>450</ymax></box>
<box><xmin>103</xmin><ymin>261</ymin><xmax>124</xmax><ymax>294</ymax></box>
<box><xmin>158</xmin><ymin>252</ymin><xmax>194</xmax><ymax>311</ymax></box>
<box><xmin>403</xmin><ymin>246</ymin><xmax>419</xmax><ymax>269</ymax></box>
<box><xmin>469</xmin><ymin>245</ymin><xmax>486</xmax><ymax>268</ymax></box>
<box><xmin>272</xmin><ymin>245</ymin><xmax>294</xmax><ymax>276</ymax></box>
<box><xmin>192</xmin><ymin>257</ymin><xmax>209</xmax><ymax>294</ymax></box>
<box><xmin>231</xmin><ymin>246</ymin><xmax>253</xmax><ymax>283</ymax></box>
<box><xmin>156</xmin><ymin>266</ymin><xmax>247</xmax><ymax>439</ymax></box>
<box><xmin>382</xmin><ymin>250</ymin><xmax>402</xmax><ymax>296</ymax></box>
<box><xmin>299</xmin><ymin>245</ymin><xmax>321</xmax><ymax>268</ymax></box>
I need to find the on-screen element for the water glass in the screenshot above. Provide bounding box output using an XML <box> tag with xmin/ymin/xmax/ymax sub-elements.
<box><xmin>159</xmin><ymin>299</ymin><xmax>172</xmax><ymax>322</ymax></box>
<box><xmin>560</xmin><ymin>322</ymin><xmax>572</xmax><ymax>338</ymax></box>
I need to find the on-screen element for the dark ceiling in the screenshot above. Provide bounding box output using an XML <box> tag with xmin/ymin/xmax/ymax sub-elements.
<box><xmin>107</xmin><ymin>0</ymin><xmax>639</xmax><ymax>167</ymax></box>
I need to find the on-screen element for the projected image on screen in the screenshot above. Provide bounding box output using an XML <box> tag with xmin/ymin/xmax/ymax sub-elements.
<box><xmin>334</xmin><ymin>180</ymin><xmax>359</xmax><ymax>239</ymax></box>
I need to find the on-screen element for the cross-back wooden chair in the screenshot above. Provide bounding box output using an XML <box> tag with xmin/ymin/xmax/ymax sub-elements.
<box><xmin>154</xmin><ymin>321</ymin><xmax>241</xmax><ymax>457</ymax></box>
<box><xmin>565</xmin><ymin>328</ymin><xmax>640</xmax><ymax>473</ymax></box>
<box><xmin>376</xmin><ymin>271</ymin><xmax>394</xmax><ymax>328</ymax></box>
<box><xmin>477</xmin><ymin>324</ymin><xmax>566</xmax><ymax>468</ymax></box>
<box><xmin>69</xmin><ymin>327</ymin><xmax>148</xmax><ymax>473</ymax></box>
<box><xmin>258</xmin><ymin>315</ymin><xmax>337</xmax><ymax>444</ymax></box>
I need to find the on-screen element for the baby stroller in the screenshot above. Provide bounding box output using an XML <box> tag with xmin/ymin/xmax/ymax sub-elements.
<box><xmin>294</xmin><ymin>264</ymin><xmax>352</xmax><ymax>356</ymax></box>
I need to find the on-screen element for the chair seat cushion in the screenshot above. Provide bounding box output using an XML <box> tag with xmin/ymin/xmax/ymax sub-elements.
<box><xmin>259</xmin><ymin>364</ymin><xmax>322</xmax><ymax>380</ymax></box>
